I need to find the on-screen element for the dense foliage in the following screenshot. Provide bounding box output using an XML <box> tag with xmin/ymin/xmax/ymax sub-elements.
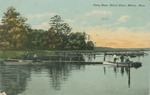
<box><xmin>0</xmin><ymin>6</ymin><xmax>94</xmax><ymax>50</ymax></box>
<box><xmin>0</xmin><ymin>6</ymin><xmax>30</xmax><ymax>50</ymax></box>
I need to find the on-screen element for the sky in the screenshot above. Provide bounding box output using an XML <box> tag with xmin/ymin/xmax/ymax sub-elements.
<box><xmin>0</xmin><ymin>0</ymin><xmax>150</xmax><ymax>48</ymax></box>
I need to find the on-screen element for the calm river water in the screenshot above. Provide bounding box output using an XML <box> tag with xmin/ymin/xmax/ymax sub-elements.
<box><xmin>0</xmin><ymin>51</ymin><xmax>149</xmax><ymax>95</ymax></box>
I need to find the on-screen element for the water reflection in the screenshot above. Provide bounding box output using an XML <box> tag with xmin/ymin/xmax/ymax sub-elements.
<box><xmin>119</xmin><ymin>66</ymin><xmax>131</xmax><ymax>88</ymax></box>
<box><xmin>103</xmin><ymin>65</ymin><xmax>142</xmax><ymax>88</ymax></box>
<box><xmin>0</xmin><ymin>66</ymin><xmax>31</xmax><ymax>95</ymax></box>
<box><xmin>0</xmin><ymin>51</ymin><xmax>148</xmax><ymax>95</ymax></box>
<box><xmin>46</xmin><ymin>63</ymin><xmax>85</xmax><ymax>90</ymax></box>
<box><xmin>0</xmin><ymin>63</ymin><xmax>85</xmax><ymax>95</ymax></box>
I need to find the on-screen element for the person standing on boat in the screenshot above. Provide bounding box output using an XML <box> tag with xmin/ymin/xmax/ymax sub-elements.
<box><xmin>33</xmin><ymin>54</ymin><xmax>37</xmax><ymax>61</ymax></box>
<box><xmin>113</xmin><ymin>53</ymin><xmax>117</xmax><ymax>63</ymax></box>
<box><xmin>0</xmin><ymin>91</ymin><xmax>7</xmax><ymax>95</ymax></box>
<box><xmin>125</xmin><ymin>55</ymin><xmax>130</xmax><ymax>63</ymax></box>
<box><xmin>116</xmin><ymin>56</ymin><xmax>120</xmax><ymax>63</ymax></box>
<box><xmin>120</xmin><ymin>54</ymin><xmax>124</xmax><ymax>62</ymax></box>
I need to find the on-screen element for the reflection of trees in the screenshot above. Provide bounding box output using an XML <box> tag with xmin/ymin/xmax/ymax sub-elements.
<box><xmin>120</xmin><ymin>67</ymin><xmax>124</xmax><ymax>76</ymax></box>
<box><xmin>31</xmin><ymin>66</ymin><xmax>45</xmax><ymax>73</ymax></box>
<box><xmin>0</xmin><ymin>66</ymin><xmax>31</xmax><ymax>95</ymax></box>
<box><xmin>103</xmin><ymin>65</ymin><xmax>142</xmax><ymax>88</ymax></box>
<box><xmin>47</xmin><ymin>63</ymin><xmax>85</xmax><ymax>90</ymax></box>
<box><xmin>112</xmin><ymin>66</ymin><xmax>132</xmax><ymax>88</ymax></box>
<box><xmin>83</xmin><ymin>54</ymin><xmax>95</xmax><ymax>62</ymax></box>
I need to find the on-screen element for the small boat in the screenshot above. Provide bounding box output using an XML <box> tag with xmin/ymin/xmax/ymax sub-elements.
<box><xmin>30</xmin><ymin>61</ymin><xmax>47</xmax><ymax>65</ymax></box>
<box><xmin>103</xmin><ymin>61</ymin><xmax>131</xmax><ymax>66</ymax></box>
<box><xmin>4</xmin><ymin>61</ymin><xmax>30</xmax><ymax>65</ymax></box>
<box><xmin>3</xmin><ymin>59</ymin><xmax>30</xmax><ymax>66</ymax></box>
<box><xmin>103</xmin><ymin>61</ymin><xmax>142</xmax><ymax>68</ymax></box>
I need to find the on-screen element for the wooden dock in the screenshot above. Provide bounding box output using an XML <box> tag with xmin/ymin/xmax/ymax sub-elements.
<box><xmin>0</xmin><ymin>50</ymin><xmax>147</xmax><ymax>66</ymax></box>
<box><xmin>104</xmin><ymin>51</ymin><xmax>145</xmax><ymax>56</ymax></box>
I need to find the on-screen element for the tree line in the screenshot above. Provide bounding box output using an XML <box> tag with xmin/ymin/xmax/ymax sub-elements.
<box><xmin>0</xmin><ymin>6</ymin><xmax>94</xmax><ymax>50</ymax></box>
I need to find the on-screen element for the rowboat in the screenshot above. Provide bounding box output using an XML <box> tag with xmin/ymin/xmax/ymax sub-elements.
<box><xmin>103</xmin><ymin>61</ymin><xmax>142</xmax><ymax>68</ymax></box>
<box><xmin>3</xmin><ymin>59</ymin><xmax>30</xmax><ymax>65</ymax></box>
<box><xmin>103</xmin><ymin>61</ymin><xmax>131</xmax><ymax>66</ymax></box>
<box><xmin>2</xmin><ymin>59</ymin><xmax>49</xmax><ymax>66</ymax></box>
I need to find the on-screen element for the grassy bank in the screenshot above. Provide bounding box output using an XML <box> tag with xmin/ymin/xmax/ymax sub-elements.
<box><xmin>0</xmin><ymin>50</ymin><xmax>94</xmax><ymax>59</ymax></box>
<box><xmin>0</xmin><ymin>48</ymin><xmax>148</xmax><ymax>59</ymax></box>
<box><xmin>0</xmin><ymin>50</ymin><xmax>54</xmax><ymax>59</ymax></box>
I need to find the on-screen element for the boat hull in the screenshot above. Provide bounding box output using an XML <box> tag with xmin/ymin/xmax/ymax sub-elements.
<box><xmin>103</xmin><ymin>61</ymin><xmax>142</xmax><ymax>67</ymax></box>
<box><xmin>4</xmin><ymin>62</ymin><xmax>29</xmax><ymax>65</ymax></box>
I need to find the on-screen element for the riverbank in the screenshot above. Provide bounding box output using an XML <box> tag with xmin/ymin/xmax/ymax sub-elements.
<box><xmin>0</xmin><ymin>59</ymin><xmax>103</xmax><ymax>66</ymax></box>
<box><xmin>0</xmin><ymin>48</ymin><xmax>149</xmax><ymax>59</ymax></box>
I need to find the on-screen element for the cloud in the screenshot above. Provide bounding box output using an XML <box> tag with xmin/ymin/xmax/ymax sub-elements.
<box><xmin>32</xmin><ymin>19</ymin><xmax>75</xmax><ymax>31</ymax></box>
<box><xmin>86</xmin><ymin>26</ymin><xmax>150</xmax><ymax>48</ymax></box>
<box><xmin>27</xmin><ymin>12</ymin><xmax>56</xmax><ymax>19</ymax></box>
<box><xmin>85</xmin><ymin>10</ymin><xmax>112</xmax><ymax>16</ymax></box>
<box><xmin>67</xmin><ymin>10</ymin><xmax>113</xmax><ymax>32</ymax></box>
<box><xmin>32</xmin><ymin>22</ymin><xmax>49</xmax><ymax>30</ymax></box>
<box><xmin>64</xmin><ymin>19</ymin><xmax>75</xmax><ymax>26</ymax></box>
<box><xmin>147</xmin><ymin>22</ymin><xmax>150</xmax><ymax>26</ymax></box>
<box><xmin>118</xmin><ymin>15</ymin><xmax>131</xmax><ymax>22</ymax></box>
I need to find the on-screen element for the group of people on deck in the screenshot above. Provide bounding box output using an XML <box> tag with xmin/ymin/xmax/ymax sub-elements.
<box><xmin>113</xmin><ymin>53</ymin><xmax>130</xmax><ymax>63</ymax></box>
<box><xmin>0</xmin><ymin>92</ymin><xmax>6</xmax><ymax>95</ymax></box>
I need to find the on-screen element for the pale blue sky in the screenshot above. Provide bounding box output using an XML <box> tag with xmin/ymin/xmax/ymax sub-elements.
<box><xmin>0</xmin><ymin>0</ymin><xmax>150</xmax><ymax>47</ymax></box>
<box><xmin>0</xmin><ymin>0</ymin><xmax>149</xmax><ymax>30</ymax></box>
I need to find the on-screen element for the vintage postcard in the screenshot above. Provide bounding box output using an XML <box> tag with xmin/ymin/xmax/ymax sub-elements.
<box><xmin>0</xmin><ymin>0</ymin><xmax>149</xmax><ymax>95</ymax></box>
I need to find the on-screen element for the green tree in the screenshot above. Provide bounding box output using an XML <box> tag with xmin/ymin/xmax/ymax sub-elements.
<box><xmin>49</xmin><ymin>15</ymin><xmax>72</xmax><ymax>49</ymax></box>
<box><xmin>27</xmin><ymin>29</ymin><xmax>45</xmax><ymax>49</ymax></box>
<box><xmin>43</xmin><ymin>28</ymin><xmax>61</xmax><ymax>50</ymax></box>
<box><xmin>49</xmin><ymin>15</ymin><xmax>71</xmax><ymax>35</ymax></box>
<box><xmin>86</xmin><ymin>41</ymin><xmax>94</xmax><ymax>50</ymax></box>
<box><xmin>65</xmin><ymin>32</ymin><xmax>87</xmax><ymax>50</ymax></box>
<box><xmin>0</xmin><ymin>25</ymin><xmax>8</xmax><ymax>49</ymax></box>
<box><xmin>0</xmin><ymin>6</ymin><xmax>30</xmax><ymax>50</ymax></box>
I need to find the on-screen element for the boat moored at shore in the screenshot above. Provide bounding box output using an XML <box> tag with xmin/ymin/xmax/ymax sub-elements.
<box><xmin>103</xmin><ymin>61</ymin><xmax>142</xmax><ymax>68</ymax></box>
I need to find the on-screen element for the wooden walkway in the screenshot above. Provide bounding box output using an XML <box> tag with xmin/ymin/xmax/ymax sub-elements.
<box><xmin>104</xmin><ymin>51</ymin><xmax>145</xmax><ymax>56</ymax></box>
